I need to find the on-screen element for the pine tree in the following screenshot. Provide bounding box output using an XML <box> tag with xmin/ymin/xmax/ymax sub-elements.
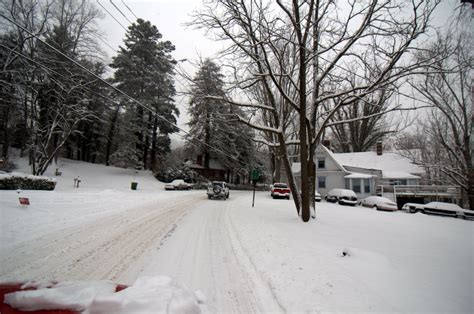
<box><xmin>186</xmin><ymin>59</ymin><xmax>254</xmax><ymax>182</ymax></box>
<box><xmin>110</xmin><ymin>19</ymin><xmax>178</xmax><ymax>170</ymax></box>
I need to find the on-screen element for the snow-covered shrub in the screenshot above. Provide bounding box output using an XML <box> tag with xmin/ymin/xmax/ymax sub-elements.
<box><xmin>155</xmin><ymin>163</ymin><xmax>201</xmax><ymax>183</ymax></box>
<box><xmin>109</xmin><ymin>146</ymin><xmax>144</xmax><ymax>170</ymax></box>
<box><xmin>0</xmin><ymin>172</ymin><xmax>56</xmax><ymax>190</ymax></box>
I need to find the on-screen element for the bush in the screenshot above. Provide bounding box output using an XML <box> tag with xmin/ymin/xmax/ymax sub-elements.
<box><xmin>0</xmin><ymin>172</ymin><xmax>56</xmax><ymax>190</ymax></box>
<box><xmin>155</xmin><ymin>163</ymin><xmax>202</xmax><ymax>183</ymax></box>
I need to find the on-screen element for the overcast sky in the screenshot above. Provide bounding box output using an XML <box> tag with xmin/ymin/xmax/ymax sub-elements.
<box><xmin>97</xmin><ymin>0</ymin><xmax>460</xmax><ymax>147</ymax></box>
<box><xmin>98</xmin><ymin>0</ymin><xmax>224</xmax><ymax>147</ymax></box>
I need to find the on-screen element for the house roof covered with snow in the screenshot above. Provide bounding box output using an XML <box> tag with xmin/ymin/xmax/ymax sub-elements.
<box><xmin>333</xmin><ymin>151</ymin><xmax>424</xmax><ymax>179</ymax></box>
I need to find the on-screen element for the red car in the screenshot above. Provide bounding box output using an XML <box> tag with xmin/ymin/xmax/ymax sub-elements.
<box><xmin>271</xmin><ymin>183</ymin><xmax>291</xmax><ymax>199</ymax></box>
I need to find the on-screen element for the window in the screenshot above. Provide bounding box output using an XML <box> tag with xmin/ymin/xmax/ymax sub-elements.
<box><xmin>364</xmin><ymin>179</ymin><xmax>371</xmax><ymax>194</ymax></box>
<box><xmin>345</xmin><ymin>178</ymin><xmax>350</xmax><ymax>190</ymax></box>
<box><xmin>352</xmin><ymin>178</ymin><xmax>361</xmax><ymax>193</ymax></box>
<box><xmin>389</xmin><ymin>179</ymin><xmax>407</xmax><ymax>186</ymax></box>
<box><xmin>317</xmin><ymin>158</ymin><xmax>325</xmax><ymax>169</ymax></box>
<box><xmin>318</xmin><ymin>176</ymin><xmax>326</xmax><ymax>189</ymax></box>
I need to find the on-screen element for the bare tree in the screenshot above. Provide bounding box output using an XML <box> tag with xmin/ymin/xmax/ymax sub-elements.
<box><xmin>192</xmin><ymin>0</ymin><xmax>440</xmax><ymax>221</ymax></box>
<box><xmin>327</xmin><ymin>74</ymin><xmax>399</xmax><ymax>153</ymax></box>
<box><xmin>400</xmin><ymin>10</ymin><xmax>473</xmax><ymax>209</ymax></box>
<box><xmin>0</xmin><ymin>0</ymin><xmax>105</xmax><ymax>174</ymax></box>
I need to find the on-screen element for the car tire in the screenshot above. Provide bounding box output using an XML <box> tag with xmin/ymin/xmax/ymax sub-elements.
<box><xmin>409</xmin><ymin>207</ymin><xmax>417</xmax><ymax>214</ymax></box>
<box><xmin>373</xmin><ymin>205</ymin><xmax>379</xmax><ymax>211</ymax></box>
<box><xmin>208</xmin><ymin>195</ymin><xmax>212</xmax><ymax>199</ymax></box>
<box><xmin>286</xmin><ymin>196</ymin><xmax>290</xmax><ymax>200</ymax></box>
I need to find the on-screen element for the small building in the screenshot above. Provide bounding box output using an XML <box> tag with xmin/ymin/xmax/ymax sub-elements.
<box><xmin>187</xmin><ymin>155</ymin><xmax>227</xmax><ymax>181</ymax></box>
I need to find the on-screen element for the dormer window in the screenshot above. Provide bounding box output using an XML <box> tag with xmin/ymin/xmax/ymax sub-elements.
<box><xmin>317</xmin><ymin>158</ymin><xmax>325</xmax><ymax>169</ymax></box>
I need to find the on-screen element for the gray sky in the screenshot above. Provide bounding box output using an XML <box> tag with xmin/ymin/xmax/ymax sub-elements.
<box><xmin>97</xmin><ymin>0</ymin><xmax>461</xmax><ymax>147</ymax></box>
<box><xmin>98</xmin><ymin>0</ymin><xmax>223</xmax><ymax>147</ymax></box>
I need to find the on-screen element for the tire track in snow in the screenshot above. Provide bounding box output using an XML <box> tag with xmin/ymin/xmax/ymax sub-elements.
<box><xmin>0</xmin><ymin>195</ymin><xmax>205</xmax><ymax>283</ymax></box>
<box><xmin>223</xmin><ymin>197</ymin><xmax>286</xmax><ymax>312</ymax></box>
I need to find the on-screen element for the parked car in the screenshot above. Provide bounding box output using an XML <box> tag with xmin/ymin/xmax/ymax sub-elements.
<box><xmin>360</xmin><ymin>196</ymin><xmax>397</xmax><ymax>211</ymax></box>
<box><xmin>325</xmin><ymin>188</ymin><xmax>357</xmax><ymax>206</ymax></box>
<box><xmin>270</xmin><ymin>183</ymin><xmax>291</xmax><ymax>199</ymax></box>
<box><xmin>315</xmin><ymin>190</ymin><xmax>321</xmax><ymax>202</ymax></box>
<box><xmin>207</xmin><ymin>181</ymin><xmax>229</xmax><ymax>200</ymax></box>
<box><xmin>164</xmin><ymin>179</ymin><xmax>192</xmax><ymax>191</ymax></box>
<box><xmin>404</xmin><ymin>201</ymin><xmax>474</xmax><ymax>220</ymax></box>
<box><xmin>402</xmin><ymin>202</ymin><xmax>424</xmax><ymax>214</ymax></box>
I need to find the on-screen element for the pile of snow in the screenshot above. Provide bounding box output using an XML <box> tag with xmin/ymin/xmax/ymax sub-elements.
<box><xmin>5</xmin><ymin>280</ymin><xmax>116</xmax><ymax>312</ymax></box>
<box><xmin>5</xmin><ymin>276</ymin><xmax>204</xmax><ymax>313</ymax></box>
<box><xmin>90</xmin><ymin>276</ymin><xmax>203</xmax><ymax>313</ymax></box>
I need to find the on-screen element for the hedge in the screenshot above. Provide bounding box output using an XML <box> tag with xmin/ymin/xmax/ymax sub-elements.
<box><xmin>0</xmin><ymin>172</ymin><xmax>56</xmax><ymax>190</ymax></box>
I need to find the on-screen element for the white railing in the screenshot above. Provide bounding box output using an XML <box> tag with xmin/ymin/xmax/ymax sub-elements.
<box><xmin>392</xmin><ymin>185</ymin><xmax>461</xmax><ymax>198</ymax></box>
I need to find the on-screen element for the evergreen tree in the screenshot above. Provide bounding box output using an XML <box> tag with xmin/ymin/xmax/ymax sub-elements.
<box><xmin>186</xmin><ymin>59</ymin><xmax>254</xmax><ymax>182</ymax></box>
<box><xmin>110</xmin><ymin>19</ymin><xmax>178</xmax><ymax>170</ymax></box>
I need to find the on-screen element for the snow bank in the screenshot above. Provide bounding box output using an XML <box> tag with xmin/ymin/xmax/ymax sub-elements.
<box><xmin>4</xmin><ymin>280</ymin><xmax>116</xmax><ymax>311</ymax></box>
<box><xmin>90</xmin><ymin>276</ymin><xmax>203</xmax><ymax>314</ymax></box>
<box><xmin>4</xmin><ymin>276</ymin><xmax>204</xmax><ymax>313</ymax></box>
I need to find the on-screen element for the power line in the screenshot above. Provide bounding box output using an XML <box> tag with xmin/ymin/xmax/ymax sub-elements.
<box><xmin>110</xmin><ymin>0</ymin><xmax>134</xmax><ymax>25</ymax></box>
<box><xmin>121</xmin><ymin>0</ymin><xmax>139</xmax><ymax>20</ymax></box>
<box><xmin>96</xmin><ymin>0</ymin><xmax>128</xmax><ymax>32</ymax></box>
<box><xmin>0</xmin><ymin>12</ymin><xmax>255</xmax><ymax>170</ymax></box>
<box><xmin>0</xmin><ymin>43</ymin><xmax>121</xmax><ymax>115</ymax></box>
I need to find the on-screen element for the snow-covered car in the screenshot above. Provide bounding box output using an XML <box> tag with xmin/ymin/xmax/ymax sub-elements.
<box><xmin>402</xmin><ymin>202</ymin><xmax>424</xmax><ymax>213</ymax></box>
<box><xmin>207</xmin><ymin>181</ymin><xmax>229</xmax><ymax>200</ymax></box>
<box><xmin>405</xmin><ymin>201</ymin><xmax>474</xmax><ymax>220</ymax></box>
<box><xmin>360</xmin><ymin>196</ymin><xmax>398</xmax><ymax>211</ymax></box>
<box><xmin>164</xmin><ymin>179</ymin><xmax>192</xmax><ymax>190</ymax></box>
<box><xmin>270</xmin><ymin>183</ymin><xmax>291</xmax><ymax>199</ymax></box>
<box><xmin>325</xmin><ymin>188</ymin><xmax>358</xmax><ymax>206</ymax></box>
<box><xmin>315</xmin><ymin>190</ymin><xmax>321</xmax><ymax>202</ymax></box>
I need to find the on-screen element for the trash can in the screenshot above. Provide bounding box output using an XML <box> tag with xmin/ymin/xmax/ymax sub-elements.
<box><xmin>131</xmin><ymin>182</ymin><xmax>138</xmax><ymax>190</ymax></box>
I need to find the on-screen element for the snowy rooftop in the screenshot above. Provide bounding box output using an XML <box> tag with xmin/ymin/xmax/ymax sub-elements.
<box><xmin>333</xmin><ymin>151</ymin><xmax>424</xmax><ymax>178</ymax></box>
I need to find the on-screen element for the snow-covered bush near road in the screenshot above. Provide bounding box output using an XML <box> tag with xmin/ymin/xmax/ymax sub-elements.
<box><xmin>155</xmin><ymin>163</ymin><xmax>201</xmax><ymax>183</ymax></box>
<box><xmin>0</xmin><ymin>172</ymin><xmax>56</xmax><ymax>190</ymax></box>
<box><xmin>109</xmin><ymin>145</ymin><xmax>144</xmax><ymax>170</ymax></box>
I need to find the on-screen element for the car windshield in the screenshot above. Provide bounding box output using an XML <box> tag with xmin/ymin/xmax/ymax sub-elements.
<box><xmin>273</xmin><ymin>183</ymin><xmax>288</xmax><ymax>188</ymax></box>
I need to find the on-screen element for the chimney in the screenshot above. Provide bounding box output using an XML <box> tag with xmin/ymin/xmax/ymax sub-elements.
<box><xmin>376</xmin><ymin>141</ymin><xmax>383</xmax><ymax>156</ymax></box>
<box><xmin>322</xmin><ymin>140</ymin><xmax>331</xmax><ymax>150</ymax></box>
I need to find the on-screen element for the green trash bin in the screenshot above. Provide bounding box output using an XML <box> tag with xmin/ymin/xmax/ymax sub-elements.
<box><xmin>131</xmin><ymin>182</ymin><xmax>138</xmax><ymax>190</ymax></box>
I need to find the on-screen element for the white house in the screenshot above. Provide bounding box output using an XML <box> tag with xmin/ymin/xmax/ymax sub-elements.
<box><xmin>292</xmin><ymin>143</ymin><xmax>425</xmax><ymax>199</ymax></box>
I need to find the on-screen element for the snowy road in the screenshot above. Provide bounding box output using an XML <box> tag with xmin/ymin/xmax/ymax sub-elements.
<box><xmin>0</xmin><ymin>191</ymin><xmax>281</xmax><ymax>312</ymax></box>
<box><xmin>137</xmin><ymin>191</ymin><xmax>284</xmax><ymax>312</ymax></box>
<box><xmin>0</xmin><ymin>193</ymin><xmax>205</xmax><ymax>282</ymax></box>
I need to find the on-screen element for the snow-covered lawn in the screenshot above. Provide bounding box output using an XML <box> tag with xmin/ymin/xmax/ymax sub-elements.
<box><xmin>1</xmin><ymin>159</ymin><xmax>473</xmax><ymax>312</ymax></box>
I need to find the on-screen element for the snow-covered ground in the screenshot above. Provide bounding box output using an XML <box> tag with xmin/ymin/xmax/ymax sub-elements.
<box><xmin>1</xmin><ymin>159</ymin><xmax>473</xmax><ymax>313</ymax></box>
